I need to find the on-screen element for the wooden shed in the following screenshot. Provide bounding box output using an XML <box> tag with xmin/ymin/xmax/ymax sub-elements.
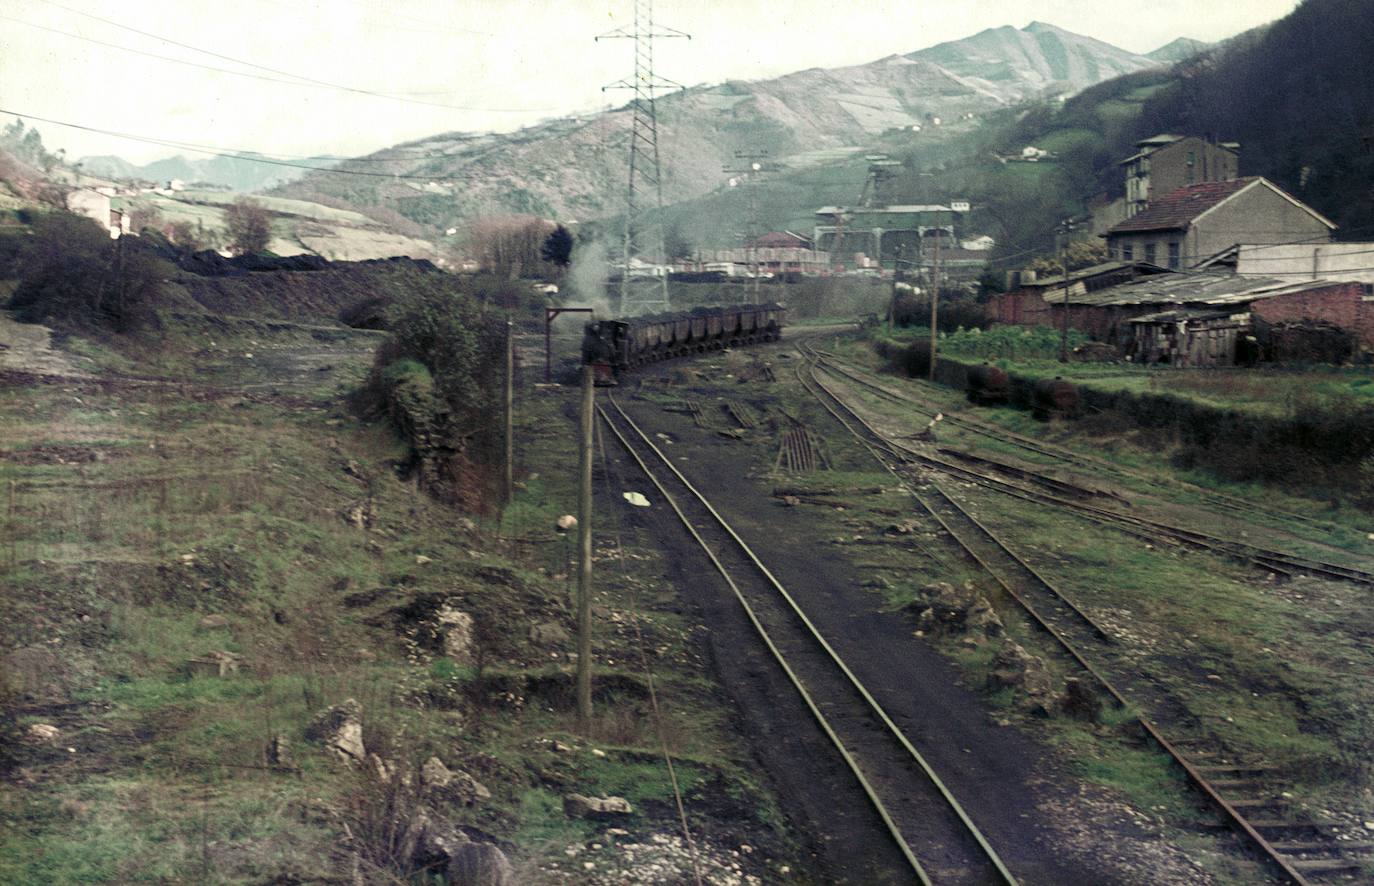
<box><xmin>1128</xmin><ymin>309</ymin><xmax>1251</xmax><ymax>366</ymax></box>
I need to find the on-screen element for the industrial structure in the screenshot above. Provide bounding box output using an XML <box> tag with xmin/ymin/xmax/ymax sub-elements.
<box><xmin>597</xmin><ymin>0</ymin><xmax>688</xmax><ymax>316</ymax></box>
<box><xmin>813</xmin><ymin>204</ymin><xmax>966</xmax><ymax>270</ymax></box>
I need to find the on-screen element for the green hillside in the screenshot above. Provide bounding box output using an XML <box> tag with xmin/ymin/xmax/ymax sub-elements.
<box><xmin>878</xmin><ymin>0</ymin><xmax>1374</xmax><ymax>266</ymax></box>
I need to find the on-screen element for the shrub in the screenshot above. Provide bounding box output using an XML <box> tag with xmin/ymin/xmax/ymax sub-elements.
<box><xmin>7</xmin><ymin>212</ymin><xmax>169</xmax><ymax>332</ymax></box>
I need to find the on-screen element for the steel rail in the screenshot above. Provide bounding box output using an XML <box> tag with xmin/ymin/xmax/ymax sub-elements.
<box><xmin>600</xmin><ymin>394</ymin><xmax>1018</xmax><ymax>885</ymax></box>
<box><xmin>811</xmin><ymin>349</ymin><xmax>1352</xmax><ymax>536</ymax></box>
<box><xmin>920</xmin><ymin>484</ymin><xmax>1118</xmax><ymax>645</ymax></box>
<box><xmin>795</xmin><ymin>351</ymin><xmax>1313</xmax><ymax>886</ymax></box>
<box><xmin>831</xmin><ymin>397</ymin><xmax>1374</xmax><ymax>590</ymax></box>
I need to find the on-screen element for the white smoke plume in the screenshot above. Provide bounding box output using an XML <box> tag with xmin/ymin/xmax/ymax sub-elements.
<box><xmin>568</xmin><ymin>238</ymin><xmax>614</xmax><ymax>319</ymax></box>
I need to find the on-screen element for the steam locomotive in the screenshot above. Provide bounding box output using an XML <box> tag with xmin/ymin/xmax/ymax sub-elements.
<box><xmin>583</xmin><ymin>303</ymin><xmax>786</xmax><ymax>384</ymax></box>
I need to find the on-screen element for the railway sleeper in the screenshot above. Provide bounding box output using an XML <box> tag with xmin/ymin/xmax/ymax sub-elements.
<box><xmin>1272</xmin><ymin>841</ymin><xmax>1374</xmax><ymax>854</ymax></box>
<box><xmin>1208</xmin><ymin>779</ymin><xmax>1270</xmax><ymax>791</ymax></box>
<box><xmin>1285</xmin><ymin>857</ymin><xmax>1370</xmax><ymax>874</ymax></box>
<box><xmin>1195</xmin><ymin>764</ymin><xmax>1271</xmax><ymax>775</ymax></box>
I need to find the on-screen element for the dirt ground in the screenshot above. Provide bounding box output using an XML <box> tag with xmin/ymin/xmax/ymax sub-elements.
<box><xmin>594</xmin><ymin>345</ymin><xmax>1260</xmax><ymax>885</ymax></box>
<box><xmin>0</xmin><ymin>312</ymin><xmax>88</xmax><ymax>376</ymax></box>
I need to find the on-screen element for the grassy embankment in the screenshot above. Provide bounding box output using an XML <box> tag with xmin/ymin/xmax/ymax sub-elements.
<box><xmin>842</xmin><ymin>324</ymin><xmax>1374</xmax><ymax>512</ymax></box>
<box><xmin>805</xmin><ymin>333</ymin><xmax>1373</xmax><ymax>855</ymax></box>
<box><xmin>875</xmin><ymin>323</ymin><xmax>1374</xmax><ymax>416</ymax></box>
<box><xmin>0</xmin><ymin>314</ymin><xmax>798</xmax><ymax>883</ymax></box>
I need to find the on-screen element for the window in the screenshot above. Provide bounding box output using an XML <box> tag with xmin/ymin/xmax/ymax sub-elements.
<box><xmin>1144</xmin><ymin>243</ymin><xmax>1156</xmax><ymax>265</ymax></box>
<box><xmin>1168</xmin><ymin>242</ymin><xmax>1180</xmax><ymax>270</ymax></box>
<box><xmin>1121</xmin><ymin>242</ymin><xmax>1133</xmax><ymax>261</ymax></box>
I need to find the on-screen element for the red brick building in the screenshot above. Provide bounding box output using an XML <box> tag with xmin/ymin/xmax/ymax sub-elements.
<box><xmin>1249</xmin><ymin>282</ymin><xmax>1374</xmax><ymax>345</ymax></box>
<box><xmin>986</xmin><ymin>269</ymin><xmax>1371</xmax><ymax>362</ymax></box>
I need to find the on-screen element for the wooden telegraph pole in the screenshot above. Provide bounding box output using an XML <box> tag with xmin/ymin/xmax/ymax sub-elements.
<box><xmin>1058</xmin><ymin>220</ymin><xmax>1073</xmax><ymax>363</ymax></box>
<box><xmin>504</xmin><ymin>321</ymin><xmax>514</xmax><ymax>503</ymax></box>
<box><xmin>576</xmin><ymin>362</ymin><xmax>595</xmax><ymax>728</ymax></box>
<box><xmin>887</xmin><ymin>244</ymin><xmax>903</xmax><ymax>331</ymax></box>
<box><xmin>928</xmin><ymin>231</ymin><xmax>941</xmax><ymax>381</ymax></box>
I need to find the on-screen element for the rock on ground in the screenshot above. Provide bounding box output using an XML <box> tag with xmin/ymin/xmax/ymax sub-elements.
<box><xmin>421</xmin><ymin>756</ymin><xmax>491</xmax><ymax>806</ymax></box>
<box><xmin>447</xmin><ymin>842</ymin><xmax>514</xmax><ymax>886</ymax></box>
<box><xmin>988</xmin><ymin>641</ymin><xmax>1061</xmax><ymax>716</ymax></box>
<box><xmin>909</xmin><ymin>581</ymin><xmax>1005</xmax><ymax>643</ymax></box>
<box><xmin>564</xmin><ymin>794</ymin><xmax>634</xmax><ymax>820</ymax></box>
<box><xmin>435</xmin><ymin>605</ymin><xmax>474</xmax><ymax>662</ymax></box>
<box><xmin>304</xmin><ymin>698</ymin><xmax>365</xmax><ymax>761</ymax></box>
<box><xmin>528</xmin><ymin>621</ymin><xmax>571</xmax><ymax>646</ymax></box>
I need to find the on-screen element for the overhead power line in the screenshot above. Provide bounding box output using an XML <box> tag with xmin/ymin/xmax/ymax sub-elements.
<box><xmin>247</xmin><ymin>0</ymin><xmax>495</xmax><ymax>38</ymax></box>
<box><xmin>0</xmin><ymin>107</ymin><xmax>464</xmax><ymax>181</ymax></box>
<box><xmin>14</xmin><ymin>120</ymin><xmax>461</xmax><ymax>165</ymax></box>
<box><xmin>4</xmin><ymin>9</ymin><xmax>556</xmax><ymax>114</ymax></box>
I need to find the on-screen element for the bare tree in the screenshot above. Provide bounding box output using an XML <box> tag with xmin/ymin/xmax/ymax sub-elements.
<box><xmin>468</xmin><ymin>216</ymin><xmax>554</xmax><ymax>279</ymax></box>
<box><xmin>225</xmin><ymin>198</ymin><xmax>272</xmax><ymax>256</ymax></box>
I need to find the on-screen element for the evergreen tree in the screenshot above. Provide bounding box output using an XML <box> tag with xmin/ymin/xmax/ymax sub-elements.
<box><xmin>540</xmin><ymin>224</ymin><xmax>574</xmax><ymax>268</ymax></box>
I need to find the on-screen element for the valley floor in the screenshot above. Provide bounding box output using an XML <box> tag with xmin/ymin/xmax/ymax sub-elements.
<box><xmin>3</xmin><ymin>312</ymin><xmax>1371</xmax><ymax>884</ymax></box>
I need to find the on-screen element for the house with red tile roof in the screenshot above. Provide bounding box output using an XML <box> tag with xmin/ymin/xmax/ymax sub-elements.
<box><xmin>746</xmin><ymin>231</ymin><xmax>813</xmax><ymax>250</ymax></box>
<box><xmin>1105</xmin><ymin>177</ymin><xmax>1335</xmax><ymax>271</ymax></box>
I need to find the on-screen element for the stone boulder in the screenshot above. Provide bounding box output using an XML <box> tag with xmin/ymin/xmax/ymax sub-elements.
<box><xmin>185</xmin><ymin>650</ymin><xmax>245</xmax><ymax>678</ymax></box>
<box><xmin>420</xmin><ymin>756</ymin><xmax>491</xmax><ymax>807</ymax></box>
<box><xmin>25</xmin><ymin>723</ymin><xmax>60</xmax><ymax>743</ymax></box>
<box><xmin>988</xmin><ymin>641</ymin><xmax>1060</xmax><ymax>716</ymax></box>
<box><xmin>1060</xmin><ymin>677</ymin><xmax>1102</xmax><ymax>723</ymax></box>
<box><xmin>528</xmin><ymin>622</ymin><xmax>570</xmax><ymax>647</ymax></box>
<box><xmin>447</xmin><ymin>842</ymin><xmax>515</xmax><ymax>886</ymax></box>
<box><xmin>341</xmin><ymin>500</ymin><xmax>376</xmax><ymax>530</ymax></box>
<box><xmin>563</xmin><ymin>793</ymin><xmax>633</xmax><ymax>820</ymax></box>
<box><xmin>435</xmin><ymin>606</ymin><xmax>474</xmax><ymax>662</ymax></box>
<box><xmin>908</xmin><ymin>582</ymin><xmax>1004</xmax><ymax>643</ymax></box>
<box><xmin>304</xmin><ymin>698</ymin><xmax>365</xmax><ymax>761</ymax></box>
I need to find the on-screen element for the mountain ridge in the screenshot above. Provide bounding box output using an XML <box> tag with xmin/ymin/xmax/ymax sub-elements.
<box><xmin>1145</xmin><ymin>37</ymin><xmax>1214</xmax><ymax>63</ymax></box>
<box><xmin>78</xmin><ymin>152</ymin><xmax>341</xmax><ymax>193</ymax></box>
<box><xmin>273</xmin><ymin>21</ymin><xmax>1164</xmax><ymax>236</ymax></box>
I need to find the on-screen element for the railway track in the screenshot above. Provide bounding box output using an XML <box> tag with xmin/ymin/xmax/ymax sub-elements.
<box><xmin>805</xmin><ymin>347</ymin><xmax>1374</xmax><ymax>589</ymax></box>
<box><xmin>793</xmin><ymin>348</ymin><xmax>1371</xmax><ymax>884</ymax></box>
<box><xmin>809</xmin><ymin>348</ymin><xmax>1356</xmax><ymax>533</ymax></box>
<box><xmin>599</xmin><ymin>393</ymin><xmax>1018</xmax><ymax>885</ymax></box>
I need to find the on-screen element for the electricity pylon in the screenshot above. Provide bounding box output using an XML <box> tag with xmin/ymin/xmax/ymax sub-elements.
<box><xmin>597</xmin><ymin>0</ymin><xmax>688</xmax><ymax>317</ymax></box>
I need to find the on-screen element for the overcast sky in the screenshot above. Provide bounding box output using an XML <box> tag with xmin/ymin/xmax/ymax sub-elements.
<box><xmin>0</xmin><ymin>0</ymin><xmax>1301</xmax><ymax>164</ymax></box>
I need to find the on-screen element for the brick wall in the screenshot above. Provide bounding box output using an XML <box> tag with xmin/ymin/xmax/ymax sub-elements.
<box><xmin>986</xmin><ymin>291</ymin><xmax>1172</xmax><ymax>344</ymax></box>
<box><xmin>1249</xmin><ymin>282</ymin><xmax>1374</xmax><ymax>347</ymax></box>
<box><xmin>985</xmin><ymin>290</ymin><xmax>1052</xmax><ymax>327</ymax></box>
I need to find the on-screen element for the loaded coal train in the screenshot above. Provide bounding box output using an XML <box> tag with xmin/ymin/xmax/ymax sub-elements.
<box><xmin>583</xmin><ymin>303</ymin><xmax>786</xmax><ymax>383</ymax></box>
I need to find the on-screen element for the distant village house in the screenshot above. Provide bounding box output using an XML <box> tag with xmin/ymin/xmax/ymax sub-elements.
<box><xmin>1122</xmin><ymin>134</ymin><xmax>1239</xmax><ymax>218</ymax></box>
<box><xmin>1104</xmin><ymin>177</ymin><xmax>1335</xmax><ymax>271</ymax></box>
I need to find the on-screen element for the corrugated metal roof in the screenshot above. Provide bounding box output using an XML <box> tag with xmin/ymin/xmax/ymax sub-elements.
<box><xmin>1042</xmin><ymin>271</ymin><xmax>1344</xmax><ymax>308</ymax></box>
<box><xmin>1138</xmin><ymin>134</ymin><xmax>1184</xmax><ymax>146</ymax></box>
<box><xmin>1129</xmin><ymin>308</ymin><xmax>1243</xmax><ymax>324</ymax></box>
<box><xmin>1020</xmin><ymin>260</ymin><xmax>1139</xmax><ymax>288</ymax></box>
